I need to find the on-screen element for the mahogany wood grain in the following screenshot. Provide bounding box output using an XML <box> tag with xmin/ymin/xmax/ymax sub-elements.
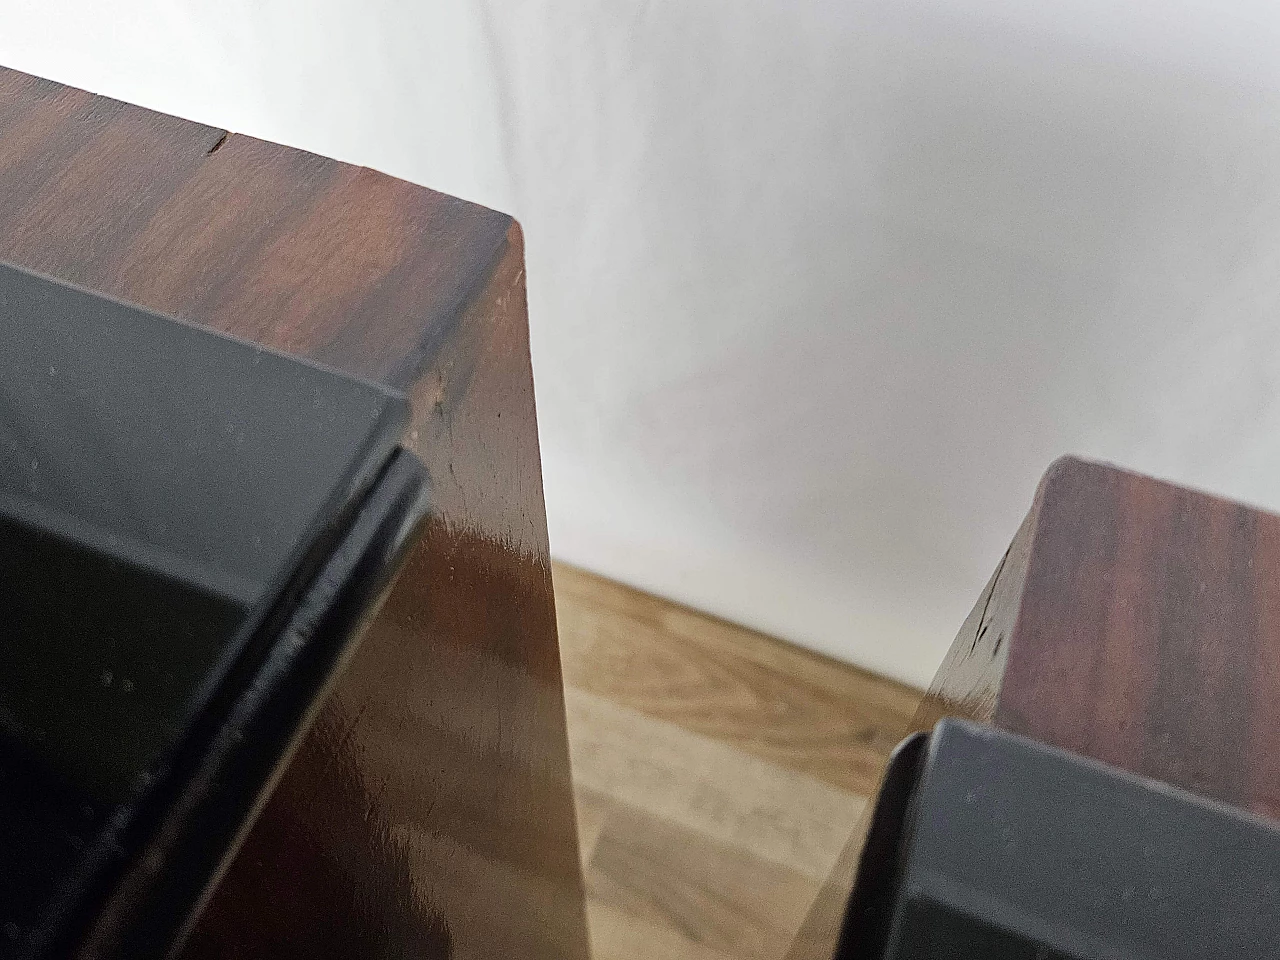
<box><xmin>789</xmin><ymin>454</ymin><xmax>1280</xmax><ymax>959</ymax></box>
<box><xmin>0</xmin><ymin>66</ymin><xmax>589</xmax><ymax>960</ymax></box>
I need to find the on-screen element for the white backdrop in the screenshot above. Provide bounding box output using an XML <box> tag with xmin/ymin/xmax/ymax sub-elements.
<box><xmin>8</xmin><ymin>0</ymin><xmax>1280</xmax><ymax>685</ymax></box>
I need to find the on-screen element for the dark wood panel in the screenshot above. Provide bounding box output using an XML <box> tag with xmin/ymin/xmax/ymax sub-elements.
<box><xmin>789</xmin><ymin>454</ymin><xmax>1280</xmax><ymax>959</ymax></box>
<box><xmin>0</xmin><ymin>66</ymin><xmax>589</xmax><ymax>960</ymax></box>
<box><xmin>996</xmin><ymin>457</ymin><xmax>1272</xmax><ymax>810</ymax></box>
<box><xmin>911</xmin><ymin>498</ymin><xmax>1038</xmax><ymax>730</ymax></box>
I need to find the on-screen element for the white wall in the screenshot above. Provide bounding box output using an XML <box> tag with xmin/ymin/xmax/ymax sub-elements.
<box><xmin>8</xmin><ymin>1</ymin><xmax>1280</xmax><ymax>686</ymax></box>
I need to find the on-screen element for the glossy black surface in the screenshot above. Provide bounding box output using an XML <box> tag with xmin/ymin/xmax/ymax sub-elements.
<box><xmin>833</xmin><ymin>733</ymin><xmax>926</xmax><ymax>960</ymax></box>
<box><xmin>63</xmin><ymin>451</ymin><xmax>428</xmax><ymax>960</ymax></box>
<box><xmin>0</xmin><ymin>262</ymin><xmax>413</xmax><ymax>952</ymax></box>
<box><xmin>845</xmin><ymin>720</ymin><xmax>1280</xmax><ymax>960</ymax></box>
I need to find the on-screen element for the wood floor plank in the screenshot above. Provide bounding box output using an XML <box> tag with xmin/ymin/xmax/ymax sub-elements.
<box><xmin>565</xmin><ymin>687</ymin><xmax>865</xmax><ymax>882</ymax></box>
<box><xmin>575</xmin><ymin>787</ymin><xmax>609</xmax><ymax>865</ymax></box>
<box><xmin>555</xmin><ymin>563</ymin><xmax>921</xmax><ymax>796</ymax></box>
<box><xmin>584</xmin><ymin>899</ymin><xmax>737</xmax><ymax>960</ymax></box>
<box><xmin>584</xmin><ymin>791</ymin><xmax>818</xmax><ymax>960</ymax></box>
<box><xmin>556</xmin><ymin>566</ymin><xmax>915</xmax><ymax>960</ymax></box>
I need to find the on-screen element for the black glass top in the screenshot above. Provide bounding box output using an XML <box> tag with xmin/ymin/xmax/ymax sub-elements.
<box><xmin>0</xmin><ymin>262</ymin><xmax>408</xmax><ymax>940</ymax></box>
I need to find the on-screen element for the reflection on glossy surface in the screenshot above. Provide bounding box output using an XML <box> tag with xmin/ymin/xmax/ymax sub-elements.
<box><xmin>0</xmin><ymin>262</ymin><xmax>405</xmax><ymax>794</ymax></box>
<box><xmin>0</xmin><ymin>66</ymin><xmax>589</xmax><ymax>960</ymax></box>
<box><xmin>185</xmin><ymin>225</ymin><xmax>590</xmax><ymax>958</ymax></box>
<box><xmin>185</xmin><ymin>520</ymin><xmax>584</xmax><ymax>959</ymax></box>
<box><xmin>0</xmin><ymin>262</ymin><xmax>405</xmax><ymax>609</ymax></box>
<box><xmin>0</xmin><ymin>263</ymin><xmax>409</xmax><ymax>953</ymax></box>
<box><xmin>0</xmin><ymin>508</ymin><xmax>241</xmax><ymax>948</ymax></box>
<box><xmin>76</xmin><ymin>451</ymin><xmax>429</xmax><ymax>960</ymax></box>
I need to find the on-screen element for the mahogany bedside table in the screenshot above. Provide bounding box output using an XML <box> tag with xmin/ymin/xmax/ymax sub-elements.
<box><xmin>788</xmin><ymin>456</ymin><xmax>1280</xmax><ymax>959</ymax></box>
<box><xmin>0</xmin><ymin>66</ymin><xmax>590</xmax><ymax>960</ymax></box>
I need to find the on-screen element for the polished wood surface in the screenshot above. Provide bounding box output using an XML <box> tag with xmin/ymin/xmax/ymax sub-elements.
<box><xmin>555</xmin><ymin>564</ymin><xmax>920</xmax><ymax>960</ymax></box>
<box><xmin>789</xmin><ymin>454</ymin><xmax>1280</xmax><ymax>959</ymax></box>
<box><xmin>0</xmin><ymin>66</ymin><xmax>588</xmax><ymax>959</ymax></box>
<box><xmin>928</xmin><ymin>454</ymin><xmax>1280</xmax><ymax>810</ymax></box>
